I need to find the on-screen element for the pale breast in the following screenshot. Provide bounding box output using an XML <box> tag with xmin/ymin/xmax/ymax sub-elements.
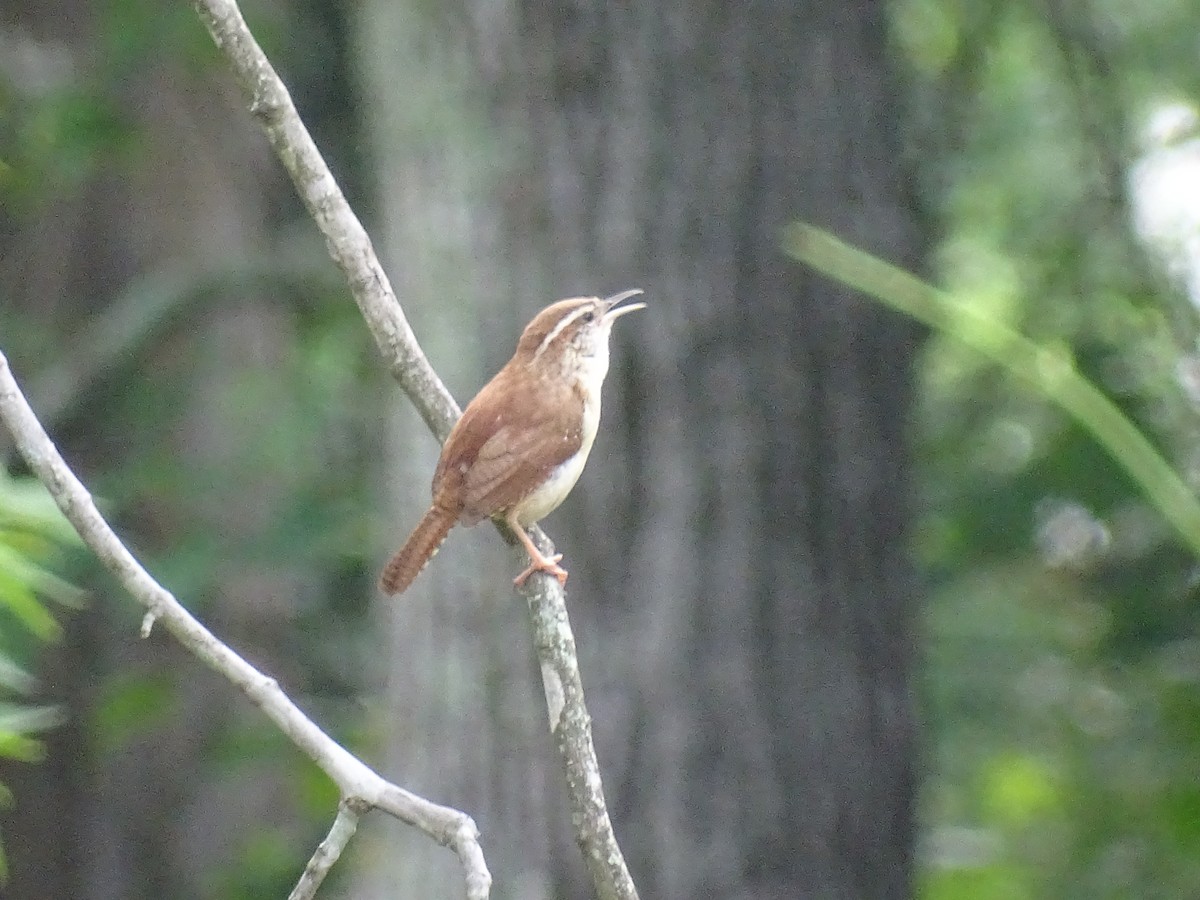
<box><xmin>509</xmin><ymin>393</ymin><xmax>600</xmax><ymax>526</ymax></box>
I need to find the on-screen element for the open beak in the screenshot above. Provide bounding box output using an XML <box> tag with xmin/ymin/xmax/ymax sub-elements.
<box><xmin>602</xmin><ymin>288</ymin><xmax>646</xmax><ymax>321</ymax></box>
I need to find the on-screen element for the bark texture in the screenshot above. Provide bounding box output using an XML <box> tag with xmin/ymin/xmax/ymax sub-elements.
<box><xmin>359</xmin><ymin>1</ymin><xmax>920</xmax><ymax>898</ymax></box>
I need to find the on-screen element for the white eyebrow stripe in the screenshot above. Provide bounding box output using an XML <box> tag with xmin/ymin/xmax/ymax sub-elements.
<box><xmin>533</xmin><ymin>304</ymin><xmax>592</xmax><ymax>361</ymax></box>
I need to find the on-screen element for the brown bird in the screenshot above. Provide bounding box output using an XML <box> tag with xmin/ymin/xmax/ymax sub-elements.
<box><xmin>380</xmin><ymin>289</ymin><xmax>646</xmax><ymax>595</ymax></box>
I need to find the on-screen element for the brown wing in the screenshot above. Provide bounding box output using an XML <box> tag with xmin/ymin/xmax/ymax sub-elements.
<box><xmin>431</xmin><ymin>366</ymin><xmax>583</xmax><ymax>525</ymax></box>
<box><xmin>464</xmin><ymin>414</ymin><xmax>582</xmax><ymax>522</ymax></box>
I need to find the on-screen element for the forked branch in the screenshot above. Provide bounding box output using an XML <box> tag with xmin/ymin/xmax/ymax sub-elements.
<box><xmin>0</xmin><ymin>353</ymin><xmax>490</xmax><ymax>900</ymax></box>
<box><xmin>187</xmin><ymin>0</ymin><xmax>639</xmax><ymax>896</ymax></box>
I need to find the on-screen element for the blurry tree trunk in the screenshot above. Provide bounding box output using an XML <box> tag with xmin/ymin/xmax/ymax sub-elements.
<box><xmin>349</xmin><ymin>2</ymin><xmax>558</xmax><ymax>897</ymax></box>
<box><xmin>478</xmin><ymin>4</ymin><xmax>920</xmax><ymax>896</ymax></box>
<box><xmin>356</xmin><ymin>1</ymin><xmax>919</xmax><ymax>899</ymax></box>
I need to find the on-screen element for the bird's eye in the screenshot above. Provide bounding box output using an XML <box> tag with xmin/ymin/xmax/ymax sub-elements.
<box><xmin>581</xmin><ymin>311</ymin><xmax>595</xmax><ymax>324</ymax></box>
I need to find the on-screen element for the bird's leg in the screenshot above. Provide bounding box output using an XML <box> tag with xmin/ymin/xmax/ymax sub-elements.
<box><xmin>505</xmin><ymin>513</ymin><xmax>568</xmax><ymax>587</ymax></box>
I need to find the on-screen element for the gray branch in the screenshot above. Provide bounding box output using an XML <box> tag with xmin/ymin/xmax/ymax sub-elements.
<box><xmin>0</xmin><ymin>351</ymin><xmax>491</xmax><ymax>900</ymax></box>
<box><xmin>189</xmin><ymin>0</ymin><xmax>459</xmax><ymax>441</ymax></box>
<box><xmin>289</xmin><ymin>800</ymin><xmax>363</xmax><ymax>900</ymax></box>
<box><xmin>525</xmin><ymin>534</ymin><xmax>641</xmax><ymax>900</ymax></box>
<box><xmin>148</xmin><ymin>0</ymin><xmax>633</xmax><ymax>896</ymax></box>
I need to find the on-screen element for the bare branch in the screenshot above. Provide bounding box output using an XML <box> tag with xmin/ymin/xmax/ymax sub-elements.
<box><xmin>289</xmin><ymin>799</ymin><xmax>365</xmax><ymax>900</ymax></box>
<box><xmin>188</xmin><ymin>0</ymin><xmax>459</xmax><ymax>441</ymax></box>
<box><xmin>0</xmin><ymin>350</ymin><xmax>491</xmax><ymax>899</ymax></box>
<box><xmin>524</xmin><ymin>534</ymin><xmax>641</xmax><ymax>900</ymax></box>
<box><xmin>191</xmin><ymin>0</ymin><xmax>637</xmax><ymax>895</ymax></box>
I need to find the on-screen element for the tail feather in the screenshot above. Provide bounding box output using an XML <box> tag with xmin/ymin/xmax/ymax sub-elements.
<box><xmin>380</xmin><ymin>505</ymin><xmax>457</xmax><ymax>595</ymax></box>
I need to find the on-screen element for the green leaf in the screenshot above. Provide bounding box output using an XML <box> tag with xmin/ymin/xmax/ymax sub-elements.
<box><xmin>0</xmin><ymin>539</ymin><xmax>82</xmax><ymax>607</ymax></box>
<box><xmin>0</xmin><ymin>731</ymin><xmax>45</xmax><ymax>763</ymax></box>
<box><xmin>0</xmin><ymin>565</ymin><xmax>61</xmax><ymax>641</ymax></box>
<box><xmin>980</xmin><ymin>752</ymin><xmax>1061</xmax><ymax>827</ymax></box>
<box><xmin>0</xmin><ymin>470</ymin><xmax>79</xmax><ymax>545</ymax></box>
<box><xmin>922</xmin><ymin>860</ymin><xmax>1036</xmax><ymax>900</ymax></box>
<box><xmin>784</xmin><ymin>224</ymin><xmax>1200</xmax><ymax>560</ymax></box>
<box><xmin>0</xmin><ymin>657</ymin><xmax>37</xmax><ymax>696</ymax></box>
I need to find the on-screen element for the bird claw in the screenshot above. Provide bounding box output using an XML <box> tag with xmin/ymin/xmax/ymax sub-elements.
<box><xmin>514</xmin><ymin>552</ymin><xmax>568</xmax><ymax>587</ymax></box>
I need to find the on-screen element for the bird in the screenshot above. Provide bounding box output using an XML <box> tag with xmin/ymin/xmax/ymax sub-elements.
<box><xmin>380</xmin><ymin>289</ymin><xmax>645</xmax><ymax>595</ymax></box>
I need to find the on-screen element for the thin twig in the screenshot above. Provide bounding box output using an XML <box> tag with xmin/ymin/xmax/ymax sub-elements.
<box><xmin>187</xmin><ymin>0</ymin><xmax>640</xmax><ymax>896</ymax></box>
<box><xmin>0</xmin><ymin>350</ymin><xmax>491</xmax><ymax>900</ymax></box>
<box><xmin>525</xmin><ymin>538</ymin><xmax>641</xmax><ymax>900</ymax></box>
<box><xmin>189</xmin><ymin>0</ymin><xmax>458</xmax><ymax>440</ymax></box>
<box><xmin>289</xmin><ymin>798</ymin><xmax>366</xmax><ymax>900</ymax></box>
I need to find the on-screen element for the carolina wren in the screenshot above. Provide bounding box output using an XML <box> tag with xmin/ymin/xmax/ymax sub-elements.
<box><xmin>380</xmin><ymin>289</ymin><xmax>646</xmax><ymax>595</ymax></box>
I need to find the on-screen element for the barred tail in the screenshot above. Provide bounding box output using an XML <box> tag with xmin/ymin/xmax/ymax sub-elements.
<box><xmin>379</xmin><ymin>505</ymin><xmax>456</xmax><ymax>595</ymax></box>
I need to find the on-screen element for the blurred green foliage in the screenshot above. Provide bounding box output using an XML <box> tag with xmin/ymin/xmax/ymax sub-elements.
<box><xmin>787</xmin><ymin>225</ymin><xmax>1200</xmax><ymax>556</ymax></box>
<box><xmin>883</xmin><ymin>0</ymin><xmax>1200</xmax><ymax>896</ymax></box>
<box><xmin>7</xmin><ymin>0</ymin><xmax>1200</xmax><ymax>895</ymax></box>
<box><xmin>1</xmin><ymin>0</ymin><xmax>369</xmax><ymax>891</ymax></box>
<box><xmin>0</xmin><ymin>468</ymin><xmax>81</xmax><ymax>880</ymax></box>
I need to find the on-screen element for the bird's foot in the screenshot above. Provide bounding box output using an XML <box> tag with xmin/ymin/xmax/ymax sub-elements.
<box><xmin>514</xmin><ymin>551</ymin><xmax>568</xmax><ymax>587</ymax></box>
